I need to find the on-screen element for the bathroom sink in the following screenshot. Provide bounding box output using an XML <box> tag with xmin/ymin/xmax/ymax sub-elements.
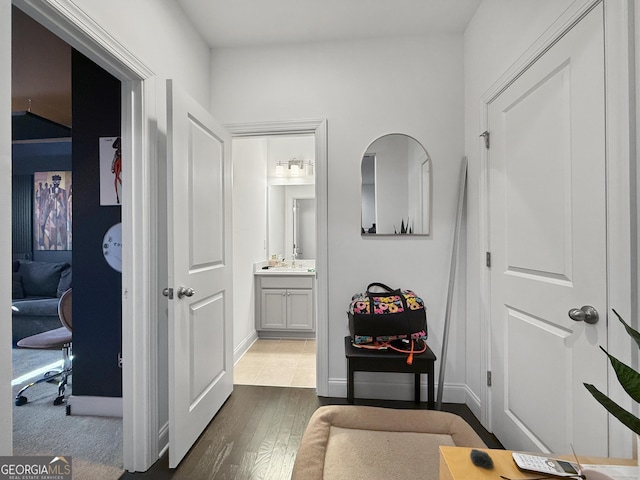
<box><xmin>255</xmin><ymin>264</ymin><xmax>316</xmax><ymax>275</ymax></box>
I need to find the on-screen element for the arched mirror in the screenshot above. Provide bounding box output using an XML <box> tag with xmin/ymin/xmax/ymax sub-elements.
<box><xmin>361</xmin><ymin>134</ymin><xmax>431</xmax><ymax>235</ymax></box>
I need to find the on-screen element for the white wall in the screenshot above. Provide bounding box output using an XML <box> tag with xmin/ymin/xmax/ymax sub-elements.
<box><xmin>212</xmin><ymin>34</ymin><xmax>466</xmax><ymax>400</ymax></box>
<box><xmin>65</xmin><ymin>0</ymin><xmax>211</xmax><ymax>106</ymax></box>
<box><xmin>232</xmin><ymin>137</ymin><xmax>268</xmax><ymax>358</ymax></box>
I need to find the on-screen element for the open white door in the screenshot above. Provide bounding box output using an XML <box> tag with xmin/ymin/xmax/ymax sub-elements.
<box><xmin>488</xmin><ymin>4</ymin><xmax>608</xmax><ymax>456</ymax></box>
<box><xmin>0</xmin><ymin>0</ymin><xmax>12</xmax><ymax>457</ymax></box>
<box><xmin>166</xmin><ymin>80</ymin><xmax>233</xmax><ymax>467</ymax></box>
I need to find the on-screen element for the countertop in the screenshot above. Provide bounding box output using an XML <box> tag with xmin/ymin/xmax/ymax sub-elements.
<box><xmin>254</xmin><ymin>260</ymin><xmax>316</xmax><ymax>276</ymax></box>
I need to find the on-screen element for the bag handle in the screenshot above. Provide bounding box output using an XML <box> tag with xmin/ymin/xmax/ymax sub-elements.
<box><xmin>366</xmin><ymin>282</ymin><xmax>409</xmax><ymax>314</ymax></box>
<box><xmin>366</xmin><ymin>282</ymin><xmax>396</xmax><ymax>293</ymax></box>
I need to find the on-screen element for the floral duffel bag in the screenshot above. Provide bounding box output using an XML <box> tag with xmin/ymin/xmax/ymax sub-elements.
<box><xmin>347</xmin><ymin>282</ymin><xmax>427</xmax><ymax>346</ymax></box>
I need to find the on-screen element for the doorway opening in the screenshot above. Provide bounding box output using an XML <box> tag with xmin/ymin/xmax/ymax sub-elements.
<box><xmin>231</xmin><ymin>133</ymin><xmax>317</xmax><ymax>389</ymax></box>
<box><xmin>10</xmin><ymin>6</ymin><xmax>123</xmax><ymax>473</ymax></box>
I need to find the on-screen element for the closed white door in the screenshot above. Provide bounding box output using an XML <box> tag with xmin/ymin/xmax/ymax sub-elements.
<box><xmin>166</xmin><ymin>80</ymin><xmax>233</xmax><ymax>467</ymax></box>
<box><xmin>489</xmin><ymin>4</ymin><xmax>608</xmax><ymax>456</ymax></box>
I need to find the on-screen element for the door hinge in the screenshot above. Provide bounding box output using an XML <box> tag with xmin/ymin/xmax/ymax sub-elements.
<box><xmin>486</xmin><ymin>252</ymin><xmax>491</xmax><ymax>268</ymax></box>
<box><xmin>487</xmin><ymin>371</ymin><xmax>492</xmax><ymax>387</ymax></box>
<box><xmin>480</xmin><ymin>131</ymin><xmax>490</xmax><ymax>149</ymax></box>
<box><xmin>118</xmin><ymin>352</ymin><xmax>123</xmax><ymax>368</ymax></box>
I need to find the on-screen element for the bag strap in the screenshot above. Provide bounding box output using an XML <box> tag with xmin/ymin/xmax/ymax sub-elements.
<box><xmin>366</xmin><ymin>282</ymin><xmax>396</xmax><ymax>293</ymax></box>
<box><xmin>366</xmin><ymin>283</ymin><xmax>409</xmax><ymax>315</ymax></box>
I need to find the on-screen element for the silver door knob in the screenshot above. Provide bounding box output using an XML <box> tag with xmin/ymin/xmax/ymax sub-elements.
<box><xmin>177</xmin><ymin>286</ymin><xmax>195</xmax><ymax>299</ymax></box>
<box><xmin>568</xmin><ymin>305</ymin><xmax>599</xmax><ymax>324</ymax></box>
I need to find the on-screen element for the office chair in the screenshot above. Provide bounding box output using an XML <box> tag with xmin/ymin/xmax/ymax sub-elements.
<box><xmin>15</xmin><ymin>288</ymin><xmax>73</xmax><ymax>407</ymax></box>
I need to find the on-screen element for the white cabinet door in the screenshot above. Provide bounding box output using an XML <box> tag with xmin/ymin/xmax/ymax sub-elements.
<box><xmin>261</xmin><ymin>289</ymin><xmax>287</xmax><ymax>329</ymax></box>
<box><xmin>286</xmin><ymin>289</ymin><xmax>314</xmax><ymax>330</ymax></box>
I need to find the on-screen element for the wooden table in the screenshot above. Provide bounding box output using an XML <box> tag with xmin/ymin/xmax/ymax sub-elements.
<box><xmin>344</xmin><ymin>336</ymin><xmax>436</xmax><ymax>408</ymax></box>
<box><xmin>439</xmin><ymin>446</ymin><xmax>636</xmax><ymax>480</ymax></box>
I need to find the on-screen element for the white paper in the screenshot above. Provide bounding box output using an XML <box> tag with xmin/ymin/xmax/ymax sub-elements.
<box><xmin>582</xmin><ymin>464</ymin><xmax>638</xmax><ymax>480</ymax></box>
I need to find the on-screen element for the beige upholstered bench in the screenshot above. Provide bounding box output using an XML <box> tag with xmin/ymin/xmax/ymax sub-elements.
<box><xmin>291</xmin><ymin>405</ymin><xmax>486</xmax><ymax>480</ymax></box>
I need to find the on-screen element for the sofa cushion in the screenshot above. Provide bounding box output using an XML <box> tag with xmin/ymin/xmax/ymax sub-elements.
<box><xmin>57</xmin><ymin>266</ymin><xmax>72</xmax><ymax>297</ymax></box>
<box><xmin>11</xmin><ymin>298</ymin><xmax>60</xmax><ymax>317</ymax></box>
<box><xmin>12</xmin><ymin>272</ymin><xmax>25</xmax><ymax>299</ymax></box>
<box><xmin>19</xmin><ymin>261</ymin><xmax>69</xmax><ymax>298</ymax></box>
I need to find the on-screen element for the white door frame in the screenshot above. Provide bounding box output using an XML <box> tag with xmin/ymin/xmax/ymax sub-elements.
<box><xmin>11</xmin><ymin>0</ymin><xmax>157</xmax><ymax>471</ymax></box>
<box><xmin>478</xmin><ymin>0</ymin><xmax>635</xmax><ymax>458</ymax></box>
<box><xmin>225</xmin><ymin>120</ymin><xmax>329</xmax><ymax>396</ymax></box>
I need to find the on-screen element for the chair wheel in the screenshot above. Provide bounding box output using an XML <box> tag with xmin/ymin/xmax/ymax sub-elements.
<box><xmin>15</xmin><ymin>396</ymin><xmax>27</xmax><ymax>406</ymax></box>
<box><xmin>53</xmin><ymin>396</ymin><xmax>65</xmax><ymax>406</ymax></box>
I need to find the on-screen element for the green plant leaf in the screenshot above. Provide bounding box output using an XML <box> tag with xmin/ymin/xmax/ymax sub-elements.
<box><xmin>600</xmin><ymin>346</ymin><xmax>640</xmax><ymax>403</ymax></box>
<box><xmin>613</xmin><ymin>308</ymin><xmax>640</xmax><ymax>350</ymax></box>
<box><xmin>584</xmin><ymin>383</ymin><xmax>640</xmax><ymax>435</ymax></box>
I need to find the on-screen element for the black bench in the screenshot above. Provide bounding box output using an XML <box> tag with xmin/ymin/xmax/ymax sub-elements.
<box><xmin>344</xmin><ymin>336</ymin><xmax>436</xmax><ymax>408</ymax></box>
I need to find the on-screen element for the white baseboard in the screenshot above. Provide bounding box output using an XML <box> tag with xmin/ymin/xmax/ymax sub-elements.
<box><xmin>234</xmin><ymin>331</ymin><xmax>258</xmax><ymax>364</ymax></box>
<box><xmin>464</xmin><ymin>386</ymin><xmax>482</xmax><ymax>419</ymax></box>
<box><xmin>68</xmin><ymin>395</ymin><xmax>123</xmax><ymax>417</ymax></box>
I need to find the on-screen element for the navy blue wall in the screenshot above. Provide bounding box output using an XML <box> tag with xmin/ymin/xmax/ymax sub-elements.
<box><xmin>71</xmin><ymin>49</ymin><xmax>122</xmax><ymax>398</ymax></box>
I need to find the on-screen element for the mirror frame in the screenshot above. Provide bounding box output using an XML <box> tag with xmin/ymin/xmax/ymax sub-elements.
<box><xmin>360</xmin><ymin>133</ymin><xmax>432</xmax><ymax>236</ymax></box>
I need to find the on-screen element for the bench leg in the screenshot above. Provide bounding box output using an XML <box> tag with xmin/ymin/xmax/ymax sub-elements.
<box><xmin>414</xmin><ymin>373</ymin><xmax>420</xmax><ymax>403</ymax></box>
<box><xmin>427</xmin><ymin>362</ymin><xmax>434</xmax><ymax>409</ymax></box>
<box><xmin>347</xmin><ymin>361</ymin><xmax>354</xmax><ymax>404</ymax></box>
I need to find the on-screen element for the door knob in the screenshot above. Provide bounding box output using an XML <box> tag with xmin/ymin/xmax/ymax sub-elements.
<box><xmin>177</xmin><ymin>286</ymin><xmax>195</xmax><ymax>299</ymax></box>
<box><xmin>568</xmin><ymin>305</ymin><xmax>599</xmax><ymax>324</ymax></box>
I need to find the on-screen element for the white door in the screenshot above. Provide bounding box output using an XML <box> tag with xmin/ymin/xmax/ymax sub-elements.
<box><xmin>489</xmin><ymin>5</ymin><xmax>608</xmax><ymax>456</ymax></box>
<box><xmin>166</xmin><ymin>80</ymin><xmax>233</xmax><ymax>467</ymax></box>
<box><xmin>0</xmin><ymin>0</ymin><xmax>11</xmax><ymax>456</ymax></box>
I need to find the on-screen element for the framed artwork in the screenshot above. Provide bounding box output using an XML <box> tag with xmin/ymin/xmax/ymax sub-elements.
<box><xmin>34</xmin><ymin>170</ymin><xmax>72</xmax><ymax>251</ymax></box>
<box><xmin>99</xmin><ymin>136</ymin><xmax>122</xmax><ymax>205</ymax></box>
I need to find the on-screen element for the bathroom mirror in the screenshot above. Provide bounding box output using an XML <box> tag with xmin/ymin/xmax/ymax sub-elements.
<box><xmin>361</xmin><ymin>133</ymin><xmax>431</xmax><ymax>235</ymax></box>
<box><xmin>268</xmin><ymin>184</ymin><xmax>316</xmax><ymax>260</ymax></box>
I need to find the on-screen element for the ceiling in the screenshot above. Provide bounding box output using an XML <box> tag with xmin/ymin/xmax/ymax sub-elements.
<box><xmin>12</xmin><ymin>6</ymin><xmax>72</xmax><ymax>131</ymax></box>
<box><xmin>175</xmin><ymin>0</ymin><xmax>482</xmax><ymax>48</ymax></box>
<box><xmin>10</xmin><ymin>0</ymin><xmax>481</xmax><ymax>137</ymax></box>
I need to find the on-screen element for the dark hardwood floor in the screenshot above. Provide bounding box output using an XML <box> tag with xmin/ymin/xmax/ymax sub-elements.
<box><xmin>119</xmin><ymin>385</ymin><xmax>502</xmax><ymax>480</ymax></box>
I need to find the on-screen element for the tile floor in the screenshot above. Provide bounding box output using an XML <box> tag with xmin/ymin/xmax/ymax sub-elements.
<box><xmin>234</xmin><ymin>339</ymin><xmax>316</xmax><ymax>388</ymax></box>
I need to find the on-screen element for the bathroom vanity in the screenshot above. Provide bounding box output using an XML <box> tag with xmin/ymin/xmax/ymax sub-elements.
<box><xmin>254</xmin><ymin>262</ymin><xmax>316</xmax><ymax>338</ymax></box>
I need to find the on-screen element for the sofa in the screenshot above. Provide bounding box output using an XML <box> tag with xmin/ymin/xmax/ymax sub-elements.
<box><xmin>291</xmin><ymin>405</ymin><xmax>487</xmax><ymax>480</ymax></box>
<box><xmin>11</xmin><ymin>260</ymin><xmax>72</xmax><ymax>344</ymax></box>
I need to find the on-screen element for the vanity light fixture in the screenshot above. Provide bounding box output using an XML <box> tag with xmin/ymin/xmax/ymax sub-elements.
<box><xmin>274</xmin><ymin>158</ymin><xmax>314</xmax><ymax>177</ymax></box>
<box><xmin>289</xmin><ymin>157</ymin><xmax>303</xmax><ymax>176</ymax></box>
